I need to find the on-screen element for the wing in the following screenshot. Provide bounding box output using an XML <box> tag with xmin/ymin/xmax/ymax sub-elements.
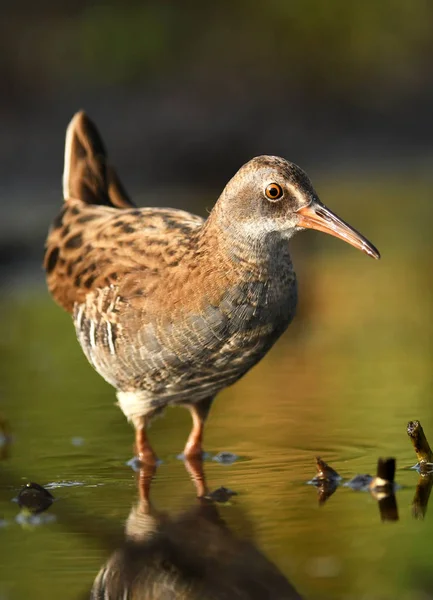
<box><xmin>45</xmin><ymin>110</ymin><xmax>204</xmax><ymax>313</ymax></box>
<box><xmin>44</xmin><ymin>200</ymin><xmax>204</xmax><ymax>313</ymax></box>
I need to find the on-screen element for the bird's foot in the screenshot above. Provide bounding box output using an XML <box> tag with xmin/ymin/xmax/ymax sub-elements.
<box><xmin>183</xmin><ymin>441</ymin><xmax>204</xmax><ymax>460</ymax></box>
<box><xmin>137</xmin><ymin>448</ymin><xmax>158</xmax><ymax>466</ymax></box>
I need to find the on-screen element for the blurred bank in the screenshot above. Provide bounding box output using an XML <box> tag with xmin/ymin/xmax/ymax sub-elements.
<box><xmin>1</xmin><ymin>1</ymin><xmax>433</xmax><ymax>285</ymax></box>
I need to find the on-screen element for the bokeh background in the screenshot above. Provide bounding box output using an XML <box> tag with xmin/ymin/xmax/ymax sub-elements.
<box><xmin>1</xmin><ymin>3</ymin><xmax>433</xmax><ymax>600</ymax></box>
<box><xmin>2</xmin><ymin>0</ymin><xmax>433</xmax><ymax>279</ymax></box>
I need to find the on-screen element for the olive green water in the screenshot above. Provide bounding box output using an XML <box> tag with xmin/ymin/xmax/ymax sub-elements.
<box><xmin>1</xmin><ymin>174</ymin><xmax>433</xmax><ymax>599</ymax></box>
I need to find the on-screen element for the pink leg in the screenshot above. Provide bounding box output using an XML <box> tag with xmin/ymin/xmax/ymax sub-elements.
<box><xmin>183</xmin><ymin>397</ymin><xmax>213</xmax><ymax>459</ymax></box>
<box><xmin>135</xmin><ymin>418</ymin><xmax>157</xmax><ymax>465</ymax></box>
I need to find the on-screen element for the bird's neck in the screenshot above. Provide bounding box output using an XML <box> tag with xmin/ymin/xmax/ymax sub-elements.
<box><xmin>198</xmin><ymin>204</ymin><xmax>294</xmax><ymax>281</ymax></box>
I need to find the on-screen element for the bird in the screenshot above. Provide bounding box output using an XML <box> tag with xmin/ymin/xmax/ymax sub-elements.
<box><xmin>44</xmin><ymin>111</ymin><xmax>380</xmax><ymax>465</ymax></box>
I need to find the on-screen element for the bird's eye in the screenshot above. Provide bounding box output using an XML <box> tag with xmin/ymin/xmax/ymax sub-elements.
<box><xmin>265</xmin><ymin>183</ymin><xmax>283</xmax><ymax>201</ymax></box>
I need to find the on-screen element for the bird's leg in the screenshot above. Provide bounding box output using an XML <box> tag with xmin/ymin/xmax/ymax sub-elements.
<box><xmin>134</xmin><ymin>417</ymin><xmax>157</xmax><ymax>466</ymax></box>
<box><xmin>183</xmin><ymin>397</ymin><xmax>214</xmax><ymax>459</ymax></box>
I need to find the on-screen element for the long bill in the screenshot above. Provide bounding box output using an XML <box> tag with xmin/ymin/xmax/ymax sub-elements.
<box><xmin>296</xmin><ymin>201</ymin><xmax>380</xmax><ymax>259</ymax></box>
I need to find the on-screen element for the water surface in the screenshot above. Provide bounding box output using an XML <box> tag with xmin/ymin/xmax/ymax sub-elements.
<box><xmin>1</xmin><ymin>175</ymin><xmax>433</xmax><ymax>599</ymax></box>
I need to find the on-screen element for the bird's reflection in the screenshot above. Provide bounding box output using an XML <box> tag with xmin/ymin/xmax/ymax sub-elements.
<box><xmin>90</xmin><ymin>458</ymin><xmax>302</xmax><ymax>599</ymax></box>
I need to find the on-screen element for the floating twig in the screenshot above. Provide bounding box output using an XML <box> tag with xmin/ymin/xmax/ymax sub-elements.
<box><xmin>310</xmin><ymin>457</ymin><xmax>341</xmax><ymax>505</ymax></box>
<box><xmin>17</xmin><ymin>482</ymin><xmax>54</xmax><ymax>515</ymax></box>
<box><xmin>369</xmin><ymin>458</ymin><xmax>398</xmax><ymax>522</ymax></box>
<box><xmin>369</xmin><ymin>457</ymin><xmax>396</xmax><ymax>493</ymax></box>
<box><xmin>313</xmin><ymin>457</ymin><xmax>341</xmax><ymax>484</ymax></box>
<box><xmin>407</xmin><ymin>420</ymin><xmax>433</xmax><ymax>465</ymax></box>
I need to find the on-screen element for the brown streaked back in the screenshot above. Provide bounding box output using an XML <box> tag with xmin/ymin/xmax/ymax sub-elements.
<box><xmin>44</xmin><ymin>200</ymin><xmax>204</xmax><ymax>314</ymax></box>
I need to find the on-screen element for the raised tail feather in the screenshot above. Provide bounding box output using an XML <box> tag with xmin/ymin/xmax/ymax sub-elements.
<box><xmin>44</xmin><ymin>111</ymin><xmax>138</xmax><ymax>313</ymax></box>
<box><xmin>63</xmin><ymin>111</ymin><xmax>135</xmax><ymax>209</ymax></box>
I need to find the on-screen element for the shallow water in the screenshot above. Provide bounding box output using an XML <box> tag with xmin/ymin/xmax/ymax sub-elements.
<box><xmin>1</xmin><ymin>175</ymin><xmax>433</xmax><ymax>599</ymax></box>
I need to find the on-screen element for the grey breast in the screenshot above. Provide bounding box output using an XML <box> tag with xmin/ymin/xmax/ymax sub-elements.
<box><xmin>73</xmin><ymin>275</ymin><xmax>297</xmax><ymax>402</ymax></box>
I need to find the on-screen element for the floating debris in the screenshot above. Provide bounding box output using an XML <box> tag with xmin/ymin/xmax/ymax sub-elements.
<box><xmin>369</xmin><ymin>458</ymin><xmax>396</xmax><ymax>493</ymax></box>
<box><xmin>311</xmin><ymin>456</ymin><xmax>400</xmax><ymax>520</ymax></box>
<box><xmin>315</xmin><ymin>480</ymin><xmax>338</xmax><ymax>505</ymax></box>
<box><xmin>17</xmin><ymin>482</ymin><xmax>54</xmax><ymax>514</ymax></box>
<box><xmin>375</xmin><ymin>491</ymin><xmax>399</xmax><ymax>522</ymax></box>
<box><xmin>407</xmin><ymin>421</ymin><xmax>433</xmax><ymax>519</ymax></box>
<box><xmin>344</xmin><ymin>458</ymin><xmax>397</xmax><ymax>493</ymax></box>
<box><xmin>308</xmin><ymin>457</ymin><xmax>341</xmax><ymax>505</ymax></box>
<box><xmin>368</xmin><ymin>458</ymin><xmax>399</xmax><ymax>521</ymax></box>
<box><xmin>407</xmin><ymin>420</ymin><xmax>433</xmax><ymax>470</ymax></box>
<box><xmin>312</xmin><ymin>457</ymin><xmax>341</xmax><ymax>484</ymax></box>
<box><xmin>412</xmin><ymin>472</ymin><xmax>433</xmax><ymax>520</ymax></box>
<box><xmin>205</xmin><ymin>486</ymin><xmax>238</xmax><ymax>503</ymax></box>
<box><xmin>212</xmin><ymin>452</ymin><xmax>238</xmax><ymax>465</ymax></box>
<box><xmin>344</xmin><ymin>474</ymin><xmax>373</xmax><ymax>491</ymax></box>
<box><xmin>345</xmin><ymin>458</ymin><xmax>398</xmax><ymax>521</ymax></box>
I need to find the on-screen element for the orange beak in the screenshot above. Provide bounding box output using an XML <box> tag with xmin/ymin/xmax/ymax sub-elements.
<box><xmin>297</xmin><ymin>201</ymin><xmax>380</xmax><ymax>259</ymax></box>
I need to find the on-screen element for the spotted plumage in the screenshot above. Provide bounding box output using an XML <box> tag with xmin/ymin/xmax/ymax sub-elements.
<box><xmin>44</xmin><ymin>111</ymin><xmax>379</xmax><ymax>463</ymax></box>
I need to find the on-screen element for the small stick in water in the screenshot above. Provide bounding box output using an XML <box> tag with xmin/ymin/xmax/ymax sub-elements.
<box><xmin>412</xmin><ymin>472</ymin><xmax>433</xmax><ymax>520</ymax></box>
<box><xmin>312</xmin><ymin>457</ymin><xmax>340</xmax><ymax>506</ymax></box>
<box><xmin>369</xmin><ymin>458</ymin><xmax>395</xmax><ymax>492</ymax></box>
<box><xmin>407</xmin><ymin>421</ymin><xmax>433</xmax><ymax>464</ymax></box>
<box><xmin>314</xmin><ymin>457</ymin><xmax>341</xmax><ymax>483</ymax></box>
<box><xmin>369</xmin><ymin>458</ymin><xmax>398</xmax><ymax>522</ymax></box>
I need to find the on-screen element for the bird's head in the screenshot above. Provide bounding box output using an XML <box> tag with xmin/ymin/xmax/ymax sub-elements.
<box><xmin>217</xmin><ymin>155</ymin><xmax>380</xmax><ymax>259</ymax></box>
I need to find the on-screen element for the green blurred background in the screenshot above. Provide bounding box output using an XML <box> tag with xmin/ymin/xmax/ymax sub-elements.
<box><xmin>4</xmin><ymin>1</ymin><xmax>433</xmax><ymax>119</ymax></box>
<box><xmin>1</xmin><ymin>3</ymin><xmax>433</xmax><ymax>599</ymax></box>
<box><xmin>1</xmin><ymin>0</ymin><xmax>433</xmax><ymax>275</ymax></box>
